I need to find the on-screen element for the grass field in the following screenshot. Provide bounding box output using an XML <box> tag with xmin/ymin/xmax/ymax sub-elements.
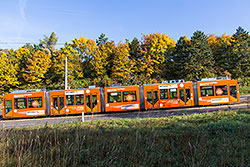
<box><xmin>0</xmin><ymin>109</ymin><xmax>250</xmax><ymax>166</ymax></box>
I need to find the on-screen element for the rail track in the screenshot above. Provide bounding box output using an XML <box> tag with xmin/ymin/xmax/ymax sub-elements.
<box><xmin>0</xmin><ymin>95</ymin><xmax>249</xmax><ymax>129</ymax></box>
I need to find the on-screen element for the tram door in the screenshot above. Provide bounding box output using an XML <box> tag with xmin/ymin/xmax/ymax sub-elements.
<box><xmin>179</xmin><ymin>88</ymin><xmax>192</xmax><ymax>106</ymax></box>
<box><xmin>85</xmin><ymin>93</ymin><xmax>98</xmax><ymax>112</ymax></box>
<box><xmin>229</xmin><ymin>84</ymin><xmax>238</xmax><ymax>103</ymax></box>
<box><xmin>4</xmin><ymin>99</ymin><xmax>13</xmax><ymax>118</ymax></box>
<box><xmin>52</xmin><ymin>96</ymin><xmax>65</xmax><ymax>115</ymax></box>
<box><xmin>146</xmin><ymin>89</ymin><xmax>160</xmax><ymax>109</ymax></box>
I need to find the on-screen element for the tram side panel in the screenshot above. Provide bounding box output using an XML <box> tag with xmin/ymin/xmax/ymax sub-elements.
<box><xmin>143</xmin><ymin>84</ymin><xmax>159</xmax><ymax>110</ymax></box>
<box><xmin>2</xmin><ymin>91</ymin><xmax>47</xmax><ymax>119</ymax></box>
<box><xmin>49</xmin><ymin>90</ymin><xmax>68</xmax><ymax>116</ymax></box>
<box><xmin>196</xmin><ymin>79</ymin><xmax>240</xmax><ymax>106</ymax></box>
<box><xmin>84</xmin><ymin>88</ymin><xmax>102</xmax><ymax>113</ymax></box>
<box><xmin>104</xmin><ymin>86</ymin><xmax>140</xmax><ymax>112</ymax></box>
<box><xmin>143</xmin><ymin>82</ymin><xmax>195</xmax><ymax>110</ymax></box>
<box><xmin>176</xmin><ymin>82</ymin><xmax>195</xmax><ymax>107</ymax></box>
<box><xmin>49</xmin><ymin>88</ymin><xmax>102</xmax><ymax>116</ymax></box>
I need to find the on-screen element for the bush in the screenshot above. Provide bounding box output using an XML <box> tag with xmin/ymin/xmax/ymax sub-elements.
<box><xmin>239</xmin><ymin>85</ymin><xmax>250</xmax><ymax>95</ymax></box>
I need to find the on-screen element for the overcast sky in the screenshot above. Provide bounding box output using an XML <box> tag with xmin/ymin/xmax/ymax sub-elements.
<box><xmin>0</xmin><ymin>0</ymin><xmax>249</xmax><ymax>49</ymax></box>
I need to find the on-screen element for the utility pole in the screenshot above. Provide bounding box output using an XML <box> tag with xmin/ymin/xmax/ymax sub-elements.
<box><xmin>65</xmin><ymin>56</ymin><xmax>68</xmax><ymax>90</ymax></box>
<box><xmin>121</xmin><ymin>68</ymin><xmax>137</xmax><ymax>84</ymax></box>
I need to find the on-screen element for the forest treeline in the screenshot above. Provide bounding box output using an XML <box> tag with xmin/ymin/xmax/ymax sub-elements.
<box><xmin>0</xmin><ymin>26</ymin><xmax>250</xmax><ymax>93</ymax></box>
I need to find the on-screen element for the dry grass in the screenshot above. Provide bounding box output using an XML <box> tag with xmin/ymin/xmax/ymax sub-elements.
<box><xmin>0</xmin><ymin>110</ymin><xmax>250</xmax><ymax>166</ymax></box>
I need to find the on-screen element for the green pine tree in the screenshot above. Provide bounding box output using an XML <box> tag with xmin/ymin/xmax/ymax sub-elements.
<box><xmin>187</xmin><ymin>31</ymin><xmax>215</xmax><ymax>80</ymax></box>
<box><xmin>129</xmin><ymin>37</ymin><xmax>142</xmax><ymax>61</ymax></box>
<box><xmin>171</xmin><ymin>36</ymin><xmax>192</xmax><ymax>80</ymax></box>
<box><xmin>96</xmin><ymin>33</ymin><xmax>108</xmax><ymax>46</ymax></box>
<box><xmin>39</xmin><ymin>32</ymin><xmax>58</xmax><ymax>53</ymax></box>
<box><xmin>229</xmin><ymin>26</ymin><xmax>250</xmax><ymax>84</ymax></box>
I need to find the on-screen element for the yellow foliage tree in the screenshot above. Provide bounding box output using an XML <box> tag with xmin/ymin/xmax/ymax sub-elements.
<box><xmin>62</xmin><ymin>44</ymin><xmax>83</xmax><ymax>78</ymax></box>
<box><xmin>0</xmin><ymin>50</ymin><xmax>19</xmax><ymax>92</ymax></box>
<box><xmin>61</xmin><ymin>36</ymin><xmax>97</xmax><ymax>88</ymax></box>
<box><xmin>91</xmin><ymin>44</ymin><xmax>109</xmax><ymax>82</ymax></box>
<box><xmin>208</xmin><ymin>34</ymin><xmax>231</xmax><ymax>54</ymax></box>
<box><xmin>46</xmin><ymin>49</ymin><xmax>66</xmax><ymax>89</ymax></box>
<box><xmin>50</xmin><ymin>50</ymin><xmax>66</xmax><ymax>76</ymax></box>
<box><xmin>111</xmin><ymin>42</ymin><xmax>135</xmax><ymax>83</ymax></box>
<box><xmin>71</xmin><ymin>36</ymin><xmax>97</xmax><ymax>58</ymax></box>
<box><xmin>15</xmin><ymin>47</ymin><xmax>51</xmax><ymax>88</ymax></box>
<box><xmin>139</xmin><ymin>33</ymin><xmax>176</xmax><ymax>80</ymax></box>
<box><xmin>22</xmin><ymin>49</ymin><xmax>51</xmax><ymax>84</ymax></box>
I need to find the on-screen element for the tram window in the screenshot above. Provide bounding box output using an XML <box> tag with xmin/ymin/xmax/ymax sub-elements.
<box><xmin>179</xmin><ymin>89</ymin><xmax>185</xmax><ymax>101</ymax></box>
<box><xmin>200</xmin><ymin>86</ymin><xmax>214</xmax><ymax>97</ymax></box>
<box><xmin>215</xmin><ymin>85</ymin><xmax>228</xmax><ymax>96</ymax></box>
<box><xmin>92</xmin><ymin>95</ymin><xmax>97</xmax><ymax>108</ymax></box>
<box><xmin>59</xmin><ymin>97</ymin><xmax>64</xmax><ymax>110</ymax></box>
<box><xmin>147</xmin><ymin>91</ymin><xmax>152</xmax><ymax>100</ymax></box>
<box><xmin>108</xmin><ymin>92</ymin><xmax>121</xmax><ymax>103</ymax></box>
<box><xmin>14</xmin><ymin>98</ymin><xmax>27</xmax><ymax>109</ymax></box>
<box><xmin>123</xmin><ymin>91</ymin><xmax>137</xmax><ymax>102</ymax></box>
<box><xmin>160</xmin><ymin>89</ymin><xmax>168</xmax><ymax>99</ymax></box>
<box><xmin>53</xmin><ymin>97</ymin><xmax>58</xmax><ymax>110</ymax></box>
<box><xmin>230</xmin><ymin>86</ymin><xmax>237</xmax><ymax>98</ymax></box>
<box><xmin>5</xmin><ymin>100</ymin><xmax>12</xmax><ymax>114</ymax></box>
<box><xmin>186</xmin><ymin>89</ymin><xmax>191</xmax><ymax>101</ymax></box>
<box><xmin>28</xmin><ymin>97</ymin><xmax>42</xmax><ymax>108</ymax></box>
<box><xmin>170</xmin><ymin>88</ymin><xmax>177</xmax><ymax>99</ymax></box>
<box><xmin>66</xmin><ymin>95</ymin><xmax>75</xmax><ymax>105</ymax></box>
<box><xmin>153</xmin><ymin>91</ymin><xmax>159</xmax><ymax>101</ymax></box>
<box><xmin>76</xmin><ymin>94</ymin><xmax>84</xmax><ymax>105</ymax></box>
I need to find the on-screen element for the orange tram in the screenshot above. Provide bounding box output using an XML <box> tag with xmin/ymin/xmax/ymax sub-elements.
<box><xmin>2</xmin><ymin>77</ymin><xmax>240</xmax><ymax>119</ymax></box>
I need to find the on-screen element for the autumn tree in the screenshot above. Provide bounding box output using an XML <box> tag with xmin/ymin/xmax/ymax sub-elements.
<box><xmin>0</xmin><ymin>50</ymin><xmax>19</xmax><ymax>93</ymax></box>
<box><xmin>15</xmin><ymin>47</ymin><xmax>51</xmax><ymax>89</ymax></box>
<box><xmin>23</xmin><ymin>43</ymin><xmax>40</xmax><ymax>52</ymax></box>
<box><xmin>139</xmin><ymin>33</ymin><xmax>176</xmax><ymax>83</ymax></box>
<box><xmin>111</xmin><ymin>42</ymin><xmax>135</xmax><ymax>84</ymax></box>
<box><xmin>91</xmin><ymin>43</ymin><xmax>109</xmax><ymax>86</ymax></box>
<box><xmin>60</xmin><ymin>37</ymin><xmax>97</xmax><ymax>88</ymax></box>
<box><xmin>2</xmin><ymin>28</ymin><xmax>250</xmax><ymax>92</ymax></box>
<box><xmin>94</xmin><ymin>41</ymin><xmax>135</xmax><ymax>85</ymax></box>
<box><xmin>92</xmin><ymin>39</ymin><xmax>136</xmax><ymax>85</ymax></box>
<box><xmin>44</xmin><ymin>49</ymin><xmax>66</xmax><ymax>89</ymax></box>
<box><xmin>71</xmin><ymin>37</ymin><xmax>97</xmax><ymax>79</ymax></box>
